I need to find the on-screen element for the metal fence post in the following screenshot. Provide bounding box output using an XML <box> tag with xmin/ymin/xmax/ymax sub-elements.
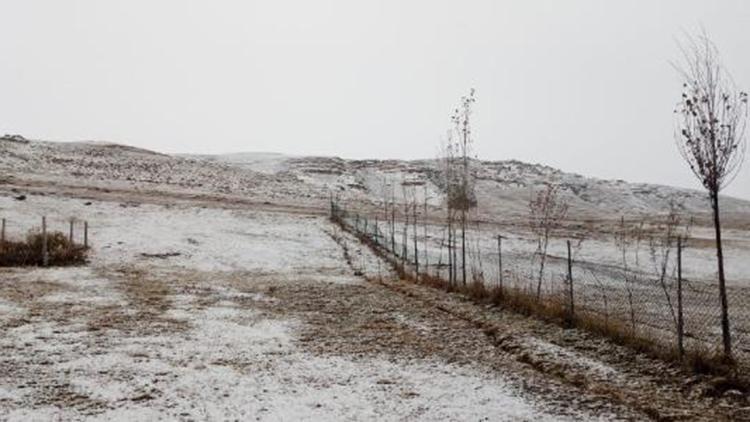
<box><xmin>69</xmin><ymin>219</ymin><xmax>74</xmax><ymax>244</ymax></box>
<box><xmin>413</xmin><ymin>204</ymin><xmax>419</xmax><ymax>280</ymax></box>
<box><xmin>677</xmin><ymin>237</ymin><xmax>685</xmax><ymax>359</ymax></box>
<box><xmin>391</xmin><ymin>204</ymin><xmax>396</xmax><ymax>255</ymax></box>
<box><xmin>84</xmin><ymin>221</ymin><xmax>89</xmax><ymax>249</ymax></box>
<box><xmin>567</xmin><ymin>240</ymin><xmax>574</xmax><ymax>323</ymax></box>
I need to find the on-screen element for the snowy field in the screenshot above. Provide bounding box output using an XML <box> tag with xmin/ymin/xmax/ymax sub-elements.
<box><xmin>0</xmin><ymin>137</ymin><xmax>748</xmax><ymax>419</ymax></box>
<box><xmin>0</xmin><ymin>194</ymin><xmax>604</xmax><ymax>421</ymax></box>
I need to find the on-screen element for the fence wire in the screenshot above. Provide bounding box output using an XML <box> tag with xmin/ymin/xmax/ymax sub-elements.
<box><xmin>333</xmin><ymin>204</ymin><xmax>750</xmax><ymax>375</ymax></box>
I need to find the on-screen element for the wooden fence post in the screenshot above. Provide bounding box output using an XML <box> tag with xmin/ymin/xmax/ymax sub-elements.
<box><xmin>677</xmin><ymin>237</ymin><xmax>685</xmax><ymax>359</ymax></box>
<box><xmin>567</xmin><ymin>240</ymin><xmax>574</xmax><ymax>323</ymax></box>
<box><xmin>84</xmin><ymin>221</ymin><xmax>89</xmax><ymax>249</ymax></box>
<box><xmin>69</xmin><ymin>219</ymin><xmax>74</xmax><ymax>244</ymax></box>
<box><xmin>42</xmin><ymin>216</ymin><xmax>49</xmax><ymax>267</ymax></box>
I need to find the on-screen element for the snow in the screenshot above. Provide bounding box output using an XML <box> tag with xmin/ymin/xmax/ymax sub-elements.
<box><xmin>4</xmin><ymin>138</ymin><xmax>750</xmax><ymax>221</ymax></box>
<box><xmin>1</xmin><ymin>137</ymin><xmax>745</xmax><ymax>418</ymax></box>
<box><xmin>0</xmin><ymin>193</ymin><xmax>577</xmax><ymax>420</ymax></box>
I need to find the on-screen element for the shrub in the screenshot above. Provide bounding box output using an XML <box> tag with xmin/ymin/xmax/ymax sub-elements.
<box><xmin>0</xmin><ymin>231</ymin><xmax>88</xmax><ymax>267</ymax></box>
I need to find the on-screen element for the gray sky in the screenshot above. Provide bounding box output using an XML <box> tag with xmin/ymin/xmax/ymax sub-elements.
<box><xmin>1</xmin><ymin>1</ymin><xmax>749</xmax><ymax>199</ymax></box>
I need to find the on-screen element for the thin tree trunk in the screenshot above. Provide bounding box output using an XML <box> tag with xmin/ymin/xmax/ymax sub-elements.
<box><xmin>424</xmin><ymin>188</ymin><xmax>428</xmax><ymax>276</ymax></box>
<box><xmin>461</xmin><ymin>209</ymin><xmax>466</xmax><ymax>286</ymax></box>
<box><xmin>452</xmin><ymin>219</ymin><xmax>458</xmax><ymax>284</ymax></box>
<box><xmin>448</xmin><ymin>208</ymin><xmax>455</xmax><ymax>285</ymax></box>
<box><xmin>536</xmin><ymin>237</ymin><xmax>548</xmax><ymax>300</ymax></box>
<box><xmin>712</xmin><ymin>191</ymin><xmax>732</xmax><ymax>358</ymax></box>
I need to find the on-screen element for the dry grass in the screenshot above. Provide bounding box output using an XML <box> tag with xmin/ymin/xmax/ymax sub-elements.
<box><xmin>87</xmin><ymin>269</ymin><xmax>187</xmax><ymax>335</ymax></box>
<box><xmin>331</xmin><ymin>214</ymin><xmax>750</xmax><ymax>388</ymax></box>
<box><xmin>0</xmin><ymin>231</ymin><xmax>88</xmax><ymax>267</ymax></box>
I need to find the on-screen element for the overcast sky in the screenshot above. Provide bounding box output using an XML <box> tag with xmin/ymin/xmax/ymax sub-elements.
<box><xmin>1</xmin><ymin>1</ymin><xmax>749</xmax><ymax>199</ymax></box>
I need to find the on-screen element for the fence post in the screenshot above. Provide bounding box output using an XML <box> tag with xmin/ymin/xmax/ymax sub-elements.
<box><xmin>391</xmin><ymin>204</ymin><xmax>397</xmax><ymax>255</ymax></box>
<box><xmin>567</xmin><ymin>240</ymin><xmax>574</xmax><ymax>323</ymax></box>
<box><xmin>413</xmin><ymin>203</ymin><xmax>419</xmax><ymax>280</ymax></box>
<box><xmin>84</xmin><ymin>221</ymin><xmax>89</xmax><ymax>249</ymax></box>
<box><xmin>42</xmin><ymin>216</ymin><xmax>49</xmax><ymax>267</ymax></box>
<box><xmin>69</xmin><ymin>219</ymin><xmax>74</xmax><ymax>244</ymax></box>
<box><xmin>1</xmin><ymin>218</ymin><xmax>5</xmax><ymax>251</ymax></box>
<box><xmin>497</xmin><ymin>235</ymin><xmax>503</xmax><ymax>292</ymax></box>
<box><xmin>402</xmin><ymin>212</ymin><xmax>408</xmax><ymax>264</ymax></box>
<box><xmin>677</xmin><ymin>237</ymin><xmax>685</xmax><ymax>359</ymax></box>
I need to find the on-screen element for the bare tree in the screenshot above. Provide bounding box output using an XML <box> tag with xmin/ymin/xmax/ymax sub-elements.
<box><xmin>439</xmin><ymin>132</ymin><xmax>458</xmax><ymax>284</ymax></box>
<box><xmin>423</xmin><ymin>184</ymin><xmax>429</xmax><ymax>277</ymax></box>
<box><xmin>674</xmin><ymin>31</ymin><xmax>748</xmax><ymax>357</ymax></box>
<box><xmin>648</xmin><ymin>203</ymin><xmax>692</xmax><ymax>336</ymax></box>
<box><xmin>529</xmin><ymin>183</ymin><xmax>569</xmax><ymax>300</ymax></box>
<box><xmin>450</xmin><ymin>89</ymin><xmax>478</xmax><ymax>286</ymax></box>
<box><xmin>615</xmin><ymin>216</ymin><xmax>645</xmax><ymax>334</ymax></box>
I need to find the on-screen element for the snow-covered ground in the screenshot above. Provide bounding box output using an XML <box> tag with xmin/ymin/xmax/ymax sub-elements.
<box><xmin>1</xmin><ymin>137</ymin><xmax>748</xmax><ymax>419</ymax></box>
<box><xmin>0</xmin><ymin>194</ymin><xmax>588</xmax><ymax>420</ymax></box>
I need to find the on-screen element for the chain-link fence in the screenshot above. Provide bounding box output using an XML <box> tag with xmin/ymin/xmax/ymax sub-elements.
<box><xmin>331</xmin><ymin>201</ymin><xmax>750</xmax><ymax>375</ymax></box>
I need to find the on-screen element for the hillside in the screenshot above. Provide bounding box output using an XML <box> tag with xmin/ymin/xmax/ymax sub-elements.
<box><xmin>3</xmin><ymin>136</ymin><xmax>749</xmax><ymax>220</ymax></box>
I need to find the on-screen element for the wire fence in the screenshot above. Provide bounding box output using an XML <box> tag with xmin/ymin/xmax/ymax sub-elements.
<box><xmin>0</xmin><ymin>216</ymin><xmax>90</xmax><ymax>267</ymax></box>
<box><xmin>331</xmin><ymin>202</ymin><xmax>750</xmax><ymax>375</ymax></box>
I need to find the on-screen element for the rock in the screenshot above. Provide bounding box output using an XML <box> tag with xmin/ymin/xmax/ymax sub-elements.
<box><xmin>14</xmin><ymin>195</ymin><xmax>26</xmax><ymax>201</ymax></box>
<box><xmin>0</xmin><ymin>134</ymin><xmax>29</xmax><ymax>144</ymax></box>
<box><xmin>723</xmin><ymin>389</ymin><xmax>745</xmax><ymax>401</ymax></box>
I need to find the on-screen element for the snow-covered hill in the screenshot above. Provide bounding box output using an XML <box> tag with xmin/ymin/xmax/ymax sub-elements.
<box><xmin>198</xmin><ymin>151</ymin><xmax>750</xmax><ymax>219</ymax></box>
<box><xmin>2</xmin><ymin>136</ymin><xmax>749</xmax><ymax>220</ymax></box>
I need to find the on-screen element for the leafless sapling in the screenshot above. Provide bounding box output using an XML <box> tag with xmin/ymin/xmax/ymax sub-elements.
<box><xmin>529</xmin><ymin>183</ymin><xmax>569</xmax><ymax>300</ymax></box>
<box><xmin>450</xmin><ymin>88</ymin><xmax>478</xmax><ymax>286</ymax></box>
<box><xmin>674</xmin><ymin>31</ymin><xmax>747</xmax><ymax>357</ymax></box>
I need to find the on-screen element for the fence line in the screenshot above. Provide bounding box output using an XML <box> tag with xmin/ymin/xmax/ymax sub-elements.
<box><xmin>0</xmin><ymin>216</ymin><xmax>90</xmax><ymax>267</ymax></box>
<box><xmin>331</xmin><ymin>201</ymin><xmax>749</xmax><ymax>375</ymax></box>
